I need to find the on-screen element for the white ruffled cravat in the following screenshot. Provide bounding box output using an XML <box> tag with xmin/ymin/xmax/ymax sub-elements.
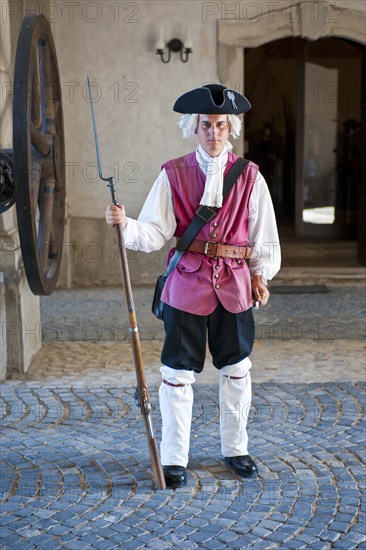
<box><xmin>196</xmin><ymin>143</ymin><xmax>233</xmax><ymax>208</ymax></box>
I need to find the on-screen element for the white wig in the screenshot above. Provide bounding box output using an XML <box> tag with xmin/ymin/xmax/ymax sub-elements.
<box><xmin>177</xmin><ymin>113</ymin><xmax>242</xmax><ymax>140</ymax></box>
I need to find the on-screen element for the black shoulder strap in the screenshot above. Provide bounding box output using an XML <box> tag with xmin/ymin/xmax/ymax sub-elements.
<box><xmin>165</xmin><ymin>157</ymin><xmax>249</xmax><ymax>277</ymax></box>
<box><xmin>223</xmin><ymin>157</ymin><xmax>249</xmax><ymax>197</ymax></box>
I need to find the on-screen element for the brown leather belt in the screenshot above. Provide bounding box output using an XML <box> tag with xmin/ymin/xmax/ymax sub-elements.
<box><xmin>178</xmin><ymin>238</ymin><xmax>251</xmax><ymax>259</ymax></box>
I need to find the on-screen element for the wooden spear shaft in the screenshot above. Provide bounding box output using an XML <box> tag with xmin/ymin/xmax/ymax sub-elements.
<box><xmin>86</xmin><ymin>77</ymin><xmax>165</xmax><ymax>488</ymax></box>
<box><xmin>109</xmin><ymin>180</ymin><xmax>166</xmax><ymax>490</ymax></box>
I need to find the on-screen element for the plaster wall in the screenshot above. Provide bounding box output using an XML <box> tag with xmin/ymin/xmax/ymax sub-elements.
<box><xmin>49</xmin><ymin>0</ymin><xmax>229</xmax><ymax>286</ymax></box>
<box><xmin>2</xmin><ymin>1</ymin><xmax>366</xmax><ymax>294</ymax></box>
<box><xmin>50</xmin><ymin>0</ymin><xmax>365</xmax><ymax>287</ymax></box>
<box><xmin>50</xmin><ymin>0</ymin><xmax>222</xmax><ymax>220</ymax></box>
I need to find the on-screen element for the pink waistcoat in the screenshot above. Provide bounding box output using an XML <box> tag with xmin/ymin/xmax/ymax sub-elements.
<box><xmin>161</xmin><ymin>151</ymin><xmax>258</xmax><ymax>315</ymax></box>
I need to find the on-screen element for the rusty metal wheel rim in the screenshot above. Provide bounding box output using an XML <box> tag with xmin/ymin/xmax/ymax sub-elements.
<box><xmin>13</xmin><ymin>14</ymin><xmax>65</xmax><ymax>296</ymax></box>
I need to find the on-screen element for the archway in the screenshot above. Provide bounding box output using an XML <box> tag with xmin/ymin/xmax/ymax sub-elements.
<box><xmin>244</xmin><ymin>36</ymin><xmax>363</xmax><ymax>240</ymax></box>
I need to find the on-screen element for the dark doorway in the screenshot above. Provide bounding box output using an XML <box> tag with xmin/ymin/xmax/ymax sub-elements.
<box><xmin>244</xmin><ymin>37</ymin><xmax>364</xmax><ymax>240</ymax></box>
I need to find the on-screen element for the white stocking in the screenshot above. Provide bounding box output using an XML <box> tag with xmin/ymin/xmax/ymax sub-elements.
<box><xmin>219</xmin><ymin>357</ymin><xmax>252</xmax><ymax>457</ymax></box>
<box><xmin>159</xmin><ymin>366</ymin><xmax>195</xmax><ymax>467</ymax></box>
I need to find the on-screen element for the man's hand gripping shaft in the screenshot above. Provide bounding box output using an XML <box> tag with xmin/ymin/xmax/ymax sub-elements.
<box><xmin>105</xmin><ymin>203</ymin><xmax>127</xmax><ymax>227</ymax></box>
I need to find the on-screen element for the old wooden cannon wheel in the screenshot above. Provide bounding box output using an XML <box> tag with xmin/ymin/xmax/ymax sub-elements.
<box><xmin>13</xmin><ymin>14</ymin><xmax>65</xmax><ymax>295</ymax></box>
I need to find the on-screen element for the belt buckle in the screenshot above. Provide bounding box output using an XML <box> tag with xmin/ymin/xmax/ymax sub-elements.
<box><xmin>204</xmin><ymin>241</ymin><xmax>218</xmax><ymax>257</ymax></box>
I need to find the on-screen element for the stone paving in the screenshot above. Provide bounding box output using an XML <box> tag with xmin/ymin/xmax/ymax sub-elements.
<box><xmin>38</xmin><ymin>286</ymin><xmax>365</xmax><ymax>344</ymax></box>
<box><xmin>1</xmin><ymin>285</ymin><xmax>365</xmax><ymax>549</ymax></box>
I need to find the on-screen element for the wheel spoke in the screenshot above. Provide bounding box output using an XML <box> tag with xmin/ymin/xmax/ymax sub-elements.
<box><xmin>31</xmin><ymin>47</ymin><xmax>41</xmax><ymax>127</ymax></box>
<box><xmin>31</xmin><ymin>162</ymin><xmax>41</xmax><ymax>214</ymax></box>
<box><xmin>49</xmin><ymin>226</ymin><xmax>59</xmax><ymax>259</ymax></box>
<box><xmin>38</xmin><ymin>177</ymin><xmax>55</xmax><ymax>269</ymax></box>
<box><xmin>39</xmin><ymin>39</ymin><xmax>56</xmax><ymax>135</ymax></box>
<box><xmin>31</xmin><ymin>123</ymin><xmax>50</xmax><ymax>156</ymax></box>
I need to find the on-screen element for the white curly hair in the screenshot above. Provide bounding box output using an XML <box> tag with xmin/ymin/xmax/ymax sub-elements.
<box><xmin>177</xmin><ymin>113</ymin><xmax>242</xmax><ymax>140</ymax></box>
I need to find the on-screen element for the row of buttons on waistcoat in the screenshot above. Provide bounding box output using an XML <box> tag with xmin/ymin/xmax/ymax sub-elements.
<box><xmin>211</xmin><ymin>219</ymin><xmax>245</xmax><ymax>289</ymax></box>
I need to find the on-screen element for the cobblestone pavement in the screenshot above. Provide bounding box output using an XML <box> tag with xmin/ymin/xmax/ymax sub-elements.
<box><xmin>1</xmin><ymin>285</ymin><xmax>365</xmax><ymax>549</ymax></box>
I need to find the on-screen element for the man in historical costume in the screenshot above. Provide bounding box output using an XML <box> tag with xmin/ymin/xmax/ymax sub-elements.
<box><xmin>105</xmin><ymin>84</ymin><xmax>281</xmax><ymax>488</ymax></box>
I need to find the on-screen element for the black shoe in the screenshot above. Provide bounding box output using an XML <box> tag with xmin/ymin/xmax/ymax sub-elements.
<box><xmin>224</xmin><ymin>455</ymin><xmax>258</xmax><ymax>478</ymax></box>
<box><xmin>163</xmin><ymin>465</ymin><xmax>187</xmax><ymax>488</ymax></box>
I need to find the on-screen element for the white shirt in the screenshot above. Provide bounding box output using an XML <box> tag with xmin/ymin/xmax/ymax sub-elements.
<box><xmin>123</xmin><ymin>147</ymin><xmax>281</xmax><ymax>282</ymax></box>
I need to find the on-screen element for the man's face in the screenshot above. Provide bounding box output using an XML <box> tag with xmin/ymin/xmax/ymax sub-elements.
<box><xmin>195</xmin><ymin>114</ymin><xmax>230</xmax><ymax>157</ymax></box>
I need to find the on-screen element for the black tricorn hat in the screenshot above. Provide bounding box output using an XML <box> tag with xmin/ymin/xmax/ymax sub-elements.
<box><xmin>173</xmin><ymin>84</ymin><xmax>251</xmax><ymax>114</ymax></box>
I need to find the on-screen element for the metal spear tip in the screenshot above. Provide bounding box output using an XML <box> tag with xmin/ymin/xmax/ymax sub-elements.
<box><xmin>86</xmin><ymin>75</ymin><xmax>93</xmax><ymax>99</ymax></box>
<box><xmin>87</xmin><ymin>74</ymin><xmax>110</xmax><ymax>182</ymax></box>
